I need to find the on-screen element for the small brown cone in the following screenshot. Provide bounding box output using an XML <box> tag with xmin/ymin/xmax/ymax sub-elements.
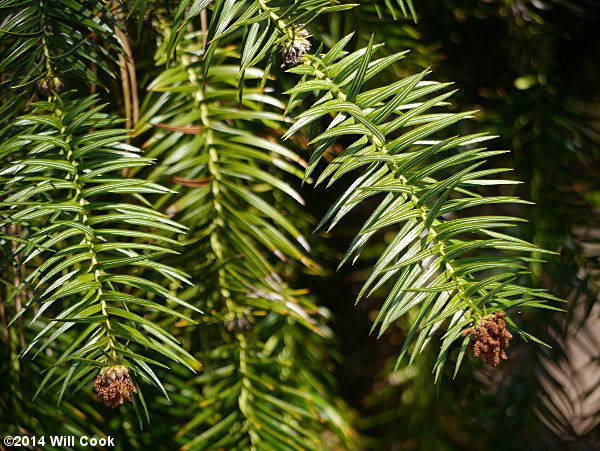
<box><xmin>461</xmin><ymin>311</ymin><xmax>513</xmax><ymax>366</ymax></box>
<box><xmin>94</xmin><ymin>365</ymin><xmax>137</xmax><ymax>408</ymax></box>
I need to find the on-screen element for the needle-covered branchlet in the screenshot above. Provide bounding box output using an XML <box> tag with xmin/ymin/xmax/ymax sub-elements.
<box><xmin>281</xmin><ymin>25</ymin><xmax>311</xmax><ymax>68</ymax></box>
<box><xmin>461</xmin><ymin>311</ymin><xmax>513</xmax><ymax>367</ymax></box>
<box><xmin>94</xmin><ymin>365</ymin><xmax>137</xmax><ymax>408</ymax></box>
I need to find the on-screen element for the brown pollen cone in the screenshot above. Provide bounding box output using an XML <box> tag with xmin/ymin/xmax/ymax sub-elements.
<box><xmin>461</xmin><ymin>311</ymin><xmax>513</xmax><ymax>367</ymax></box>
<box><xmin>94</xmin><ymin>365</ymin><xmax>137</xmax><ymax>408</ymax></box>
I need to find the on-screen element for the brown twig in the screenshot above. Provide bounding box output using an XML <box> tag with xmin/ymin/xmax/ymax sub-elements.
<box><xmin>201</xmin><ymin>9</ymin><xmax>208</xmax><ymax>51</ymax></box>
<box><xmin>112</xmin><ymin>2</ymin><xmax>139</xmax><ymax>132</ymax></box>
